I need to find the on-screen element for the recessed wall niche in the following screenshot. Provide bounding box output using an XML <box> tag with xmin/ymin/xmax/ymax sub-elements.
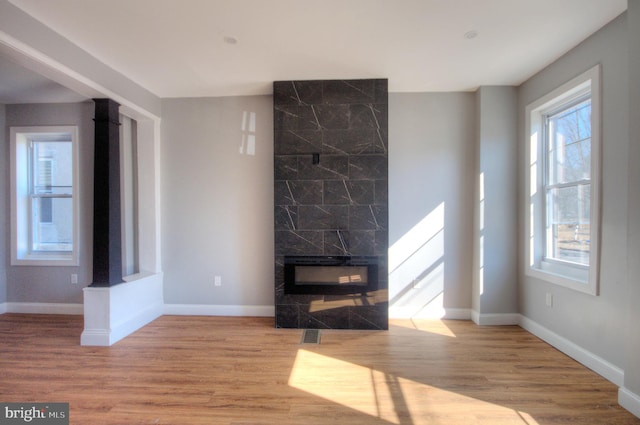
<box><xmin>273</xmin><ymin>79</ymin><xmax>388</xmax><ymax>330</ymax></box>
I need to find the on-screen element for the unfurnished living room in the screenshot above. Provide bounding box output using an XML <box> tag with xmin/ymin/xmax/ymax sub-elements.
<box><xmin>1</xmin><ymin>0</ymin><xmax>640</xmax><ymax>424</ymax></box>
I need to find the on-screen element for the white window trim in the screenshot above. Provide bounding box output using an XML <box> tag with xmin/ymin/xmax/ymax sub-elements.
<box><xmin>10</xmin><ymin>126</ymin><xmax>80</xmax><ymax>266</ymax></box>
<box><xmin>524</xmin><ymin>65</ymin><xmax>601</xmax><ymax>295</ymax></box>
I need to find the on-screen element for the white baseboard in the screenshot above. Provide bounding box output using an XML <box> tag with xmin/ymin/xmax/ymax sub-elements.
<box><xmin>5</xmin><ymin>302</ymin><xmax>83</xmax><ymax>315</ymax></box>
<box><xmin>164</xmin><ymin>304</ymin><xmax>275</xmax><ymax>317</ymax></box>
<box><xmin>471</xmin><ymin>311</ymin><xmax>520</xmax><ymax>326</ymax></box>
<box><xmin>619</xmin><ymin>387</ymin><xmax>640</xmax><ymax>419</ymax></box>
<box><xmin>442</xmin><ymin>308</ymin><xmax>472</xmax><ymax>320</ymax></box>
<box><xmin>0</xmin><ymin>303</ymin><xmax>6</xmax><ymax>314</ymax></box>
<box><xmin>79</xmin><ymin>329</ymin><xmax>111</xmax><ymax>347</ymax></box>
<box><xmin>389</xmin><ymin>305</ymin><xmax>471</xmax><ymax>320</ymax></box>
<box><xmin>519</xmin><ymin>315</ymin><xmax>624</xmax><ymax>387</ymax></box>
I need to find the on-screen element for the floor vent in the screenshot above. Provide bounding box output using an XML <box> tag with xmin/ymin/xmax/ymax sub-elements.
<box><xmin>300</xmin><ymin>329</ymin><xmax>321</xmax><ymax>344</ymax></box>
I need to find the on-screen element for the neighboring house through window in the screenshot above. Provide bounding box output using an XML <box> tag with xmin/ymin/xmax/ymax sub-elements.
<box><xmin>10</xmin><ymin>126</ymin><xmax>79</xmax><ymax>266</ymax></box>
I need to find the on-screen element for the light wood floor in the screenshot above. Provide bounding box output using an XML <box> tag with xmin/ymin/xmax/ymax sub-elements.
<box><xmin>0</xmin><ymin>314</ymin><xmax>638</xmax><ymax>425</ymax></box>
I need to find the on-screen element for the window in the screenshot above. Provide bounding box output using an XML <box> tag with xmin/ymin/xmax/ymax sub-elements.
<box><xmin>10</xmin><ymin>126</ymin><xmax>79</xmax><ymax>265</ymax></box>
<box><xmin>525</xmin><ymin>65</ymin><xmax>601</xmax><ymax>295</ymax></box>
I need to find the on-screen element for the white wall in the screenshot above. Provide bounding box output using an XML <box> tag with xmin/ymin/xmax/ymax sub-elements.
<box><xmin>388</xmin><ymin>93</ymin><xmax>475</xmax><ymax>317</ymax></box>
<box><xmin>518</xmin><ymin>13</ymin><xmax>629</xmax><ymax>369</ymax></box>
<box><xmin>5</xmin><ymin>102</ymin><xmax>94</xmax><ymax>304</ymax></box>
<box><xmin>161</xmin><ymin>96</ymin><xmax>275</xmax><ymax>309</ymax></box>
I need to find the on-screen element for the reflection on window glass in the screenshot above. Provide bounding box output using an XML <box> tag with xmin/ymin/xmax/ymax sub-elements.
<box><xmin>545</xmin><ymin>99</ymin><xmax>591</xmax><ymax>265</ymax></box>
<box><xmin>30</xmin><ymin>140</ymin><xmax>73</xmax><ymax>252</ymax></box>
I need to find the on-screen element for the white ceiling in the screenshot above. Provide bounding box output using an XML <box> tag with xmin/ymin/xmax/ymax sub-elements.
<box><xmin>0</xmin><ymin>57</ymin><xmax>88</xmax><ymax>104</ymax></box>
<box><xmin>4</xmin><ymin>0</ymin><xmax>629</xmax><ymax>99</ymax></box>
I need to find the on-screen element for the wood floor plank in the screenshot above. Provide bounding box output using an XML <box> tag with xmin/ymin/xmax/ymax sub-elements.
<box><xmin>0</xmin><ymin>314</ymin><xmax>638</xmax><ymax>425</ymax></box>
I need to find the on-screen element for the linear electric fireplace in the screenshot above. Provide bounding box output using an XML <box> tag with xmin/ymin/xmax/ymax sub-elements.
<box><xmin>284</xmin><ymin>256</ymin><xmax>378</xmax><ymax>295</ymax></box>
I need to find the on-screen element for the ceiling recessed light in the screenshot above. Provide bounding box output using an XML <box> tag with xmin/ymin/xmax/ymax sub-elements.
<box><xmin>223</xmin><ymin>36</ymin><xmax>238</xmax><ymax>45</ymax></box>
<box><xmin>464</xmin><ymin>30</ymin><xmax>478</xmax><ymax>40</ymax></box>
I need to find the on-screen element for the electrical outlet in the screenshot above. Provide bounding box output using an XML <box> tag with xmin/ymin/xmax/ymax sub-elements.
<box><xmin>545</xmin><ymin>292</ymin><xmax>553</xmax><ymax>307</ymax></box>
<box><xmin>71</xmin><ymin>274</ymin><xmax>78</xmax><ymax>285</ymax></box>
<box><xmin>214</xmin><ymin>276</ymin><xmax>222</xmax><ymax>286</ymax></box>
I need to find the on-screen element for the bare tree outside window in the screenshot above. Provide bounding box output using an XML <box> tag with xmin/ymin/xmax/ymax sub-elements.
<box><xmin>545</xmin><ymin>98</ymin><xmax>591</xmax><ymax>265</ymax></box>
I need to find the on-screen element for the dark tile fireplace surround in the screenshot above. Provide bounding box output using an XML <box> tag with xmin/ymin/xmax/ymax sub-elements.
<box><xmin>273</xmin><ymin>79</ymin><xmax>389</xmax><ymax>330</ymax></box>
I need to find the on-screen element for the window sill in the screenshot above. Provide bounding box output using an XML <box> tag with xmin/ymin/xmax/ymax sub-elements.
<box><xmin>527</xmin><ymin>261</ymin><xmax>597</xmax><ymax>295</ymax></box>
<box><xmin>12</xmin><ymin>253</ymin><xmax>78</xmax><ymax>267</ymax></box>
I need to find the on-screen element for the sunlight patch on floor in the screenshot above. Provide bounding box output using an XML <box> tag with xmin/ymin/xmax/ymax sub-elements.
<box><xmin>392</xmin><ymin>317</ymin><xmax>457</xmax><ymax>338</ymax></box>
<box><xmin>289</xmin><ymin>348</ymin><xmax>541</xmax><ymax>425</ymax></box>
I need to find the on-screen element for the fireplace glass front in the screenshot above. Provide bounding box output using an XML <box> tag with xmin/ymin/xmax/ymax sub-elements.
<box><xmin>284</xmin><ymin>256</ymin><xmax>378</xmax><ymax>295</ymax></box>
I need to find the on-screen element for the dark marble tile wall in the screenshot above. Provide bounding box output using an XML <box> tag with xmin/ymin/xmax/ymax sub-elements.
<box><xmin>273</xmin><ymin>79</ymin><xmax>389</xmax><ymax>330</ymax></box>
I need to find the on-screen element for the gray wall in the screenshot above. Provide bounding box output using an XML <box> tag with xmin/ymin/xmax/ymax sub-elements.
<box><xmin>388</xmin><ymin>92</ymin><xmax>475</xmax><ymax>313</ymax></box>
<box><xmin>0</xmin><ymin>103</ymin><xmax>6</xmax><ymax>304</ymax></box>
<box><xmin>625</xmin><ymin>0</ymin><xmax>640</xmax><ymax>398</ymax></box>
<box><xmin>161</xmin><ymin>92</ymin><xmax>481</xmax><ymax>314</ymax></box>
<box><xmin>161</xmin><ymin>96</ymin><xmax>275</xmax><ymax>306</ymax></box>
<box><xmin>5</xmin><ymin>102</ymin><xmax>94</xmax><ymax>303</ymax></box>
<box><xmin>473</xmin><ymin>87</ymin><xmax>518</xmax><ymax>316</ymax></box>
<box><xmin>518</xmin><ymin>14</ymin><xmax>629</xmax><ymax>368</ymax></box>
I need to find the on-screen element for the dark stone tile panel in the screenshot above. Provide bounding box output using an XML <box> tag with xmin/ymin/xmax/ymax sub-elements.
<box><xmin>298</xmin><ymin>205</ymin><xmax>349</xmax><ymax>230</ymax></box>
<box><xmin>374</xmin><ymin>79</ymin><xmax>388</xmax><ymax>104</ymax></box>
<box><xmin>323</xmin><ymin>80</ymin><xmax>376</xmax><ymax>105</ymax></box>
<box><xmin>349</xmin><ymin>304</ymin><xmax>388</xmax><ymax>330</ymax></box>
<box><xmin>274</xmin><ymin>105</ymin><xmax>321</xmax><ymax>131</ymax></box>
<box><xmin>323</xmin><ymin>230</ymin><xmax>351</xmax><ymax>255</ymax></box>
<box><xmin>350</xmin><ymin>104</ymin><xmax>383</xmax><ymax>129</ymax></box>
<box><xmin>324</xmin><ymin>180</ymin><xmax>374</xmax><ymax>205</ymax></box>
<box><xmin>349</xmin><ymin>155</ymin><xmax>388</xmax><ymax>180</ymax></box>
<box><xmin>275</xmin><ymin>180</ymin><xmax>323</xmax><ymax>206</ymax></box>
<box><xmin>274</xmin><ymin>156</ymin><xmax>298</xmax><ymax>180</ymax></box>
<box><xmin>274</xmin><ymin>205</ymin><xmax>298</xmax><ymax>230</ymax></box>
<box><xmin>374</xmin><ymin>127</ymin><xmax>388</xmax><ymax>153</ymax></box>
<box><xmin>274</xmin><ymin>80</ymin><xmax>324</xmax><ymax>106</ymax></box>
<box><xmin>375</xmin><ymin>230</ymin><xmax>389</xmax><ymax>256</ymax></box>
<box><xmin>374</xmin><ymin>180</ymin><xmax>388</xmax><ymax>205</ymax></box>
<box><xmin>297</xmin><ymin>155</ymin><xmax>349</xmax><ymax>180</ymax></box>
<box><xmin>276</xmin><ymin>290</ymin><xmax>324</xmax><ymax>306</ymax></box>
<box><xmin>315</xmin><ymin>104</ymin><xmax>350</xmax><ymax>130</ymax></box>
<box><xmin>300</xmin><ymin>306</ymin><xmax>350</xmax><ymax>329</ymax></box>
<box><xmin>347</xmin><ymin>231</ymin><xmax>376</xmax><ymax>256</ymax></box>
<box><xmin>273</xmin><ymin>82</ymin><xmax>300</xmax><ymax>106</ymax></box>
<box><xmin>293</xmin><ymin>81</ymin><xmax>324</xmax><ymax>104</ymax></box>
<box><xmin>275</xmin><ymin>304</ymin><xmax>300</xmax><ymax>328</ymax></box>
<box><xmin>275</xmin><ymin>230</ymin><xmax>323</xmax><ymax>255</ymax></box>
<box><xmin>323</xmin><ymin>294</ymin><xmax>376</xmax><ymax>304</ymax></box>
<box><xmin>274</xmin><ymin>181</ymin><xmax>294</xmax><ymax>205</ymax></box>
<box><xmin>274</xmin><ymin>78</ymin><xmax>388</xmax><ymax>330</ymax></box>
<box><xmin>274</xmin><ymin>130</ymin><xmax>322</xmax><ymax>154</ymax></box>
<box><xmin>323</xmin><ymin>128</ymin><xmax>377</xmax><ymax>154</ymax></box>
<box><xmin>349</xmin><ymin>205</ymin><xmax>388</xmax><ymax>230</ymax></box>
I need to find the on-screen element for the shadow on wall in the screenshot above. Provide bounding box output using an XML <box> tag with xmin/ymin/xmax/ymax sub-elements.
<box><xmin>389</xmin><ymin>202</ymin><xmax>445</xmax><ymax>318</ymax></box>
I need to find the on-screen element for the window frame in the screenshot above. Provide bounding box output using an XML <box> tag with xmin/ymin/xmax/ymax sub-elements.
<box><xmin>524</xmin><ymin>65</ymin><xmax>601</xmax><ymax>295</ymax></box>
<box><xmin>10</xmin><ymin>126</ymin><xmax>80</xmax><ymax>266</ymax></box>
